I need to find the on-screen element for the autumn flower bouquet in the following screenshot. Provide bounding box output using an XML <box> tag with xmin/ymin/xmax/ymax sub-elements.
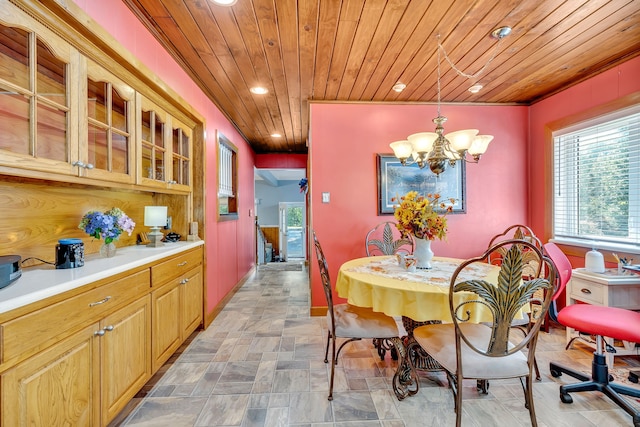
<box><xmin>393</xmin><ymin>191</ymin><xmax>453</xmax><ymax>241</ymax></box>
<box><xmin>79</xmin><ymin>207</ymin><xmax>136</xmax><ymax>244</ymax></box>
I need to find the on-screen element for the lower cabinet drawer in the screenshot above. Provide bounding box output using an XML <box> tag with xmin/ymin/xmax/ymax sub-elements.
<box><xmin>1</xmin><ymin>269</ymin><xmax>150</xmax><ymax>365</ymax></box>
<box><xmin>569</xmin><ymin>277</ymin><xmax>605</xmax><ymax>305</ymax></box>
<box><xmin>151</xmin><ymin>247</ymin><xmax>202</xmax><ymax>287</ymax></box>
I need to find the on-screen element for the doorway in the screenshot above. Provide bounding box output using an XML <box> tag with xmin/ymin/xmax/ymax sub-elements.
<box><xmin>279</xmin><ymin>202</ymin><xmax>306</xmax><ymax>261</ymax></box>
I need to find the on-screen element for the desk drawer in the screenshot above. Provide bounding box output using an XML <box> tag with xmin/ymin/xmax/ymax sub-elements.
<box><xmin>151</xmin><ymin>247</ymin><xmax>202</xmax><ymax>287</ymax></box>
<box><xmin>570</xmin><ymin>277</ymin><xmax>605</xmax><ymax>305</ymax></box>
<box><xmin>1</xmin><ymin>269</ymin><xmax>150</xmax><ymax>365</ymax></box>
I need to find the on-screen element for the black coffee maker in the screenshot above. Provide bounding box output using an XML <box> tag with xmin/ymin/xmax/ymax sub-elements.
<box><xmin>56</xmin><ymin>238</ymin><xmax>85</xmax><ymax>269</ymax></box>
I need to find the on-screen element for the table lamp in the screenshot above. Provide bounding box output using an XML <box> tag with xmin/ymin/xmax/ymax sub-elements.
<box><xmin>144</xmin><ymin>206</ymin><xmax>168</xmax><ymax>247</ymax></box>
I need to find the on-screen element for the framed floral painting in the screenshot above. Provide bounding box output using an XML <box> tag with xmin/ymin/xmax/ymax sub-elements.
<box><xmin>377</xmin><ymin>154</ymin><xmax>466</xmax><ymax>215</ymax></box>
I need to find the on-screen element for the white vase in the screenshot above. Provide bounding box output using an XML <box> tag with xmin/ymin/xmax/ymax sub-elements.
<box><xmin>414</xmin><ymin>238</ymin><xmax>434</xmax><ymax>269</ymax></box>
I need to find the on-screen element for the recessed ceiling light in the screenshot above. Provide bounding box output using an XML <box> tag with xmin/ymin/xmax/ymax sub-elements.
<box><xmin>271</xmin><ymin>133</ymin><xmax>282</xmax><ymax>138</ymax></box>
<box><xmin>250</xmin><ymin>86</ymin><xmax>268</xmax><ymax>95</ymax></box>
<box><xmin>491</xmin><ymin>26</ymin><xmax>512</xmax><ymax>39</ymax></box>
<box><xmin>468</xmin><ymin>84</ymin><xmax>483</xmax><ymax>94</ymax></box>
<box><xmin>392</xmin><ymin>82</ymin><xmax>406</xmax><ymax>92</ymax></box>
<box><xmin>210</xmin><ymin>0</ymin><xmax>237</xmax><ymax>6</ymax></box>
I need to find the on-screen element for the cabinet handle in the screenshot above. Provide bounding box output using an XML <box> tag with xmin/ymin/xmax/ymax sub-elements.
<box><xmin>89</xmin><ymin>296</ymin><xmax>112</xmax><ymax>307</ymax></box>
<box><xmin>85</xmin><ymin>163</ymin><xmax>94</xmax><ymax>169</ymax></box>
<box><xmin>103</xmin><ymin>325</ymin><xmax>114</xmax><ymax>332</ymax></box>
<box><xmin>177</xmin><ymin>261</ymin><xmax>188</xmax><ymax>267</ymax></box>
<box><xmin>180</xmin><ymin>278</ymin><xmax>190</xmax><ymax>285</ymax></box>
<box><xmin>94</xmin><ymin>329</ymin><xmax>105</xmax><ymax>336</ymax></box>
<box><xmin>580</xmin><ymin>288</ymin><xmax>592</xmax><ymax>294</ymax></box>
<box><xmin>72</xmin><ymin>161</ymin><xmax>86</xmax><ymax>168</ymax></box>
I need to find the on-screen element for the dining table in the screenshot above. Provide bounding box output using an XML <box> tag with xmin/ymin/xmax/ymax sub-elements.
<box><xmin>335</xmin><ymin>255</ymin><xmax>504</xmax><ymax>400</ymax></box>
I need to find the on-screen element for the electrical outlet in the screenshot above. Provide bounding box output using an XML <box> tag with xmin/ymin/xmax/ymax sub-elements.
<box><xmin>164</xmin><ymin>216</ymin><xmax>172</xmax><ymax>230</ymax></box>
<box><xmin>322</xmin><ymin>192</ymin><xmax>330</xmax><ymax>203</ymax></box>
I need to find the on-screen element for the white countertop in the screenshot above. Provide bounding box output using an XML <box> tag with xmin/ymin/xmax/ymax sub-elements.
<box><xmin>0</xmin><ymin>240</ymin><xmax>204</xmax><ymax>315</ymax></box>
<box><xmin>572</xmin><ymin>267</ymin><xmax>640</xmax><ymax>285</ymax></box>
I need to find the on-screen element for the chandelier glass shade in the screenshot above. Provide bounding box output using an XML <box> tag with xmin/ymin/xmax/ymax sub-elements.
<box><xmin>390</xmin><ymin>28</ymin><xmax>508</xmax><ymax>175</ymax></box>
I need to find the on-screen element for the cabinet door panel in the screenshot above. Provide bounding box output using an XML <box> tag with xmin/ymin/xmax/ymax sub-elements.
<box><xmin>101</xmin><ymin>296</ymin><xmax>151</xmax><ymax>425</ymax></box>
<box><xmin>1</xmin><ymin>324</ymin><xmax>99</xmax><ymax>427</ymax></box>
<box><xmin>152</xmin><ymin>282</ymin><xmax>181</xmax><ymax>372</ymax></box>
<box><xmin>181</xmin><ymin>266</ymin><xmax>203</xmax><ymax>339</ymax></box>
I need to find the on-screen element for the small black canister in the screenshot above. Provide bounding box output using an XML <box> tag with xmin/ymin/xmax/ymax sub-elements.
<box><xmin>55</xmin><ymin>238</ymin><xmax>85</xmax><ymax>269</ymax></box>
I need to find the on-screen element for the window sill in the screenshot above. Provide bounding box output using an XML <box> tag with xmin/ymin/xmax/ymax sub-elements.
<box><xmin>550</xmin><ymin>237</ymin><xmax>640</xmax><ymax>256</ymax></box>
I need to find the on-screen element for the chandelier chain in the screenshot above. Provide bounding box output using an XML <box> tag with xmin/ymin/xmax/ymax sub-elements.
<box><xmin>437</xmin><ymin>35</ymin><xmax>505</xmax><ymax>80</ymax></box>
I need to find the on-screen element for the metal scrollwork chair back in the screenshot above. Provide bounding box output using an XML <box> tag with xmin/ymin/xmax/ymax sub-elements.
<box><xmin>312</xmin><ymin>231</ymin><xmax>399</xmax><ymax>401</ymax></box>
<box><xmin>365</xmin><ymin>221</ymin><xmax>413</xmax><ymax>257</ymax></box>
<box><xmin>486</xmin><ymin>224</ymin><xmax>546</xmax><ymax>379</ymax></box>
<box><xmin>412</xmin><ymin>239</ymin><xmax>557</xmax><ymax>427</ymax></box>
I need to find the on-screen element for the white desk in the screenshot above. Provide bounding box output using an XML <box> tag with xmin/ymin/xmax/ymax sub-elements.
<box><xmin>566</xmin><ymin>268</ymin><xmax>640</xmax><ymax>359</ymax></box>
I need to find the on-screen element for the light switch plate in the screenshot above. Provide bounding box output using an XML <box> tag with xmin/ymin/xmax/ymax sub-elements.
<box><xmin>322</xmin><ymin>192</ymin><xmax>330</xmax><ymax>203</ymax></box>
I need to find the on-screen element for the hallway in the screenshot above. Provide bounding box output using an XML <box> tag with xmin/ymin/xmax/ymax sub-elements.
<box><xmin>112</xmin><ymin>264</ymin><xmax>640</xmax><ymax>426</ymax></box>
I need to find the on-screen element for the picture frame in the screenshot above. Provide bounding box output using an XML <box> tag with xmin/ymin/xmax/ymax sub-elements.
<box><xmin>377</xmin><ymin>153</ymin><xmax>466</xmax><ymax>215</ymax></box>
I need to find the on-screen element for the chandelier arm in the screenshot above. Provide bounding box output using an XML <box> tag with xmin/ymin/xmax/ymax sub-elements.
<box><xmin>437</xmin><ymin>37</ymin><xmax>505</xmax><ymax>80</ymax></box>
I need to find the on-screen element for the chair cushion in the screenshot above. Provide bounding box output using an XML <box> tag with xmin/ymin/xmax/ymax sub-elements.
<box><xmin>413</xmin><ymin>323</ymin><xmax>529</xmax><ymax>379</ymax></box>
<box><xmin>558</xmin><ymin>304</ymin><xmax>640</xmax><ymax>343</ymax></box>
<box><xmin>330</xmin><ymin>304</ymin><xmax>398</xmax><ymax>339</ymax></box>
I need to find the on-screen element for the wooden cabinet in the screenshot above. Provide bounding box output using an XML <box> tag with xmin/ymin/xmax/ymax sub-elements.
<box><xmin>1</xmin><ymin>323</ymin><xmax>100</xmax><ymax>426</ymax></box>
<box><xmin>0</xmin><ymin>3</ymin><xmax>197</xmax><ymax>195</ymax></box>
<box><xmin>0</xmin><ymin>244</ymin><xmax>204</xmax><ymax>426</ymax></box>
<box><xmin>137</xmin><ymin>95</ymin><xmax>192</xmax><ymax>193</ymax></box>
<box><xmin>100</xmin><ymin>295</ymin><xmax>151</xmax><ymax>425</ymax></box>
<box><xmin>151</xmin><ymin>248</ymin><xmax>203</xmax><ymax>371</ymax></box>
<box><xmin>0</xmin><ymin>292</ymin><xmax>151</xmax><ymax>427</ymax></box>
<box><xmin>0</xmin><ymin>10</ymin><xmax>79</xmax><ymax>179</ymax></box>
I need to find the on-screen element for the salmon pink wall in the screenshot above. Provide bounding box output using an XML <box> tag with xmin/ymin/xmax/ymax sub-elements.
<box><xmin>309</xmin><ymin>103</ymin><xmax>529</xmax><ymax>308</ymax></box>
<box><xmin>75</xmin><ymin>0</ymin><xmax>257</xmax><ymax>315</ymax></box>
<box><xmin>255</xmin><ymin>154</ymin><xmax>307</xmax><ymax>169</ymax></box>
<box><xmin>528</xmin><ymin>56</ymin><xmax>640</xmax><ymax>266</ymax></box>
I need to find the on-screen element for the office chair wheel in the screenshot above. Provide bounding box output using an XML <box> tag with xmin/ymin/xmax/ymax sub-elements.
<box><xmin>560</xmin><ymin>391</ymin><xmax>573</xmax><ymax>404</ymax></box>
<box><xmin>550</xmin><ymin>368</ymin><xmax>561</xmax><ymax>378</ymax></box>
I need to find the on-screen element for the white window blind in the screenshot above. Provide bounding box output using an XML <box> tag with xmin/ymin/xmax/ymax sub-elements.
<box><xmin>553</xmin><ymin>108</ymin><xmax>640</xmax><ymax>247</ymax></box>
<box><xmin>218</xmin><ymin>142</ymin><xmax>234</xmax><ymax>197</ymax></box>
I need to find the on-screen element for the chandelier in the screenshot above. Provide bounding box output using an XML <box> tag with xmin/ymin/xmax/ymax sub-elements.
<box><xmin>390</xmin><ymin>27</ymin><xmax>511</xmax><ymax>175</ymax></box>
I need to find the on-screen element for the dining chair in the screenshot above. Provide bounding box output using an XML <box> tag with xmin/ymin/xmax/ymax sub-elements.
<box><xmin>364</xmin><ymin>221</ymin><xmax>411</xmax><ymax>360</ymax></box>
<box><xmin>312</xmin><ymin>231</ymin><xmax>399</xmax><ymax>401</ymax></box>
<box><xmin>546</xmin><ymin>242</ymin><xmax>640</xmax><ymax>427</ymax></box>
<box><xmin>411</xmin><ymin>239</ymin><xmax>556</xmax><ymax>427</ymax></box>
<box><xmin>365</xmin><ymin>221</ymin><xmax>413</xmax><ymax>257</ymax></box>
<box><xmin>484</xmin><ymin>224</ymin><xmax>546</xmax><ymax>381</ymax></box>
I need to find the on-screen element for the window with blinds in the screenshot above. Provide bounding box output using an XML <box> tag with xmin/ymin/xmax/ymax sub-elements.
<box><xmin>218</xmin><ymin>133</ymin><xmax>238</xmax><ymax>218</ymax></box>
<box><xmin>553</xmin><ymin>107</ymin><xmax>640</xmax><ymax>248</ymax></box>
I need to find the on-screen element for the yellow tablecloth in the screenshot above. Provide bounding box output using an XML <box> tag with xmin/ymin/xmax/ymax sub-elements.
<box><xmin>335</xmin><ymin>256</ymin><xmax>501</xmax><ymax>323</ymax></box>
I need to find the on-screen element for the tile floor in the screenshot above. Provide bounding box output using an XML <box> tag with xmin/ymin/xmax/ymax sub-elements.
<box><xmin>111</xmin><ymin>262</ymin><xmax>640</xmax><ymax>427</ymax></box>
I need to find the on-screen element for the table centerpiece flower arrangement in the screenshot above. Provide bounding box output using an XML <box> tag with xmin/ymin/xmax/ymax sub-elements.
<box><xmin>79</xmin><ymin>207</ymin><xmax>135</xmax><ymax>257</ymax></box>
<box><xmin>393</xmin><ymin>191</ymin><xmax>454</xmax><ymax>268</ymax></box>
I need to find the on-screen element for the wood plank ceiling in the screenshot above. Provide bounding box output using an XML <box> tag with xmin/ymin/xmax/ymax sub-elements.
<box><xmin>122</xmin><ymin>0</ymin><xmax>640</xmax><ymax>154</ymax></box>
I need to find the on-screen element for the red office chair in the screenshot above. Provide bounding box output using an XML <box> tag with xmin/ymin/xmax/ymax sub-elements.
<box><xmin>546</xmin><ymin>242</ymin><xmax>640</xmax><ymax>427</ymax></box>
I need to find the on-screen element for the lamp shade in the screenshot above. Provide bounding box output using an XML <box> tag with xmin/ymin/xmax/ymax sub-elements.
<box><xmin>445</xmin><ymin>129</ymin><xmax>479</xmax><ymax>151</ymax></box>
<box><xmin>144</xmin><ymin>206</ymin><xmax>168</xmax><ymax>227</ymax></box>
<box><xmin>468</xmin><ymin>135</ymin><xmax>494</xmax><ymax>155</ymax></box>
<box><xmin>407</xmin><ymin>132</ymin><xmax>438</xmax><ymax>154</ymax></box>
<box><xmin>389</xmin><ymin>140</ymin><xmax>413</xmax><ymax>159</ymax></box>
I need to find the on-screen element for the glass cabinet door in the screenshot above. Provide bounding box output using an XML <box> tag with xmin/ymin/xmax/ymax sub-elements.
<box><xmin>171</xmin><ymin>119</ymin><xmax>192</xmax><ymax>187</ymax></box>
<box><xmin>139</xmin><ymin>96</ymin><xmax>168</xmax><ymax>186</ymax></box>
<box><xmin>84</xmin><ymin>60</ymin><xmax>134</xmax><ymax>184</ymax></box>
<box><xmin>0</xmin><ymin>21</ymin><xmax>75</xmax><ymax>176</ymax></box>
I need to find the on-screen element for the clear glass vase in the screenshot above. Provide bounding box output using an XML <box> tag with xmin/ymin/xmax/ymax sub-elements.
<box><xmin>100</xmin><ymin>242</ymin><xmax>117</xmax><ymax>258</ymax></box>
